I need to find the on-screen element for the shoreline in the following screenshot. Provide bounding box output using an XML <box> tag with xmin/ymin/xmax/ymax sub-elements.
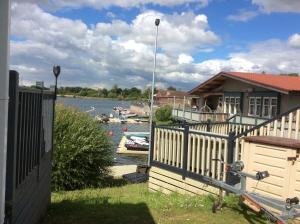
<box><xmin>58</xmin><ymin>94</ymin><xmax>147</xmax><ymax>102</ymax></box>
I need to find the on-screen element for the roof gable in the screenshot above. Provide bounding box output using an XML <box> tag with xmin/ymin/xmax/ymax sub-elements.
<box><xmin>189</xmin><ymin>72</ymin><xmax>300</xmax><ymax>95</ymax></box>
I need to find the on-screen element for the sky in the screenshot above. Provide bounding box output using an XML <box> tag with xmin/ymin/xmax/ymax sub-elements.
<box><xmin>9</xmin><ymin>0</ymin><xmax>300</xmax><ymax>91</ymax></box>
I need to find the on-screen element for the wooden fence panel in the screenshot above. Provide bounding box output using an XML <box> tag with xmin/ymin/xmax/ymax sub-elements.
<box><xmin>5</xmin><ymin>71</ymin><xmax>55</xmax><ymax>224</ymax></box>
<box><xmin>151</xmin><ymin>125</ymin><xmax>230</xmax><ymax>184</ymax></box>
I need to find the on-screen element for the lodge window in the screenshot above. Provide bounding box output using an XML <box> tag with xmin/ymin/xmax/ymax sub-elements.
<box><xmin>248</xmin><ymin>97</ymin><xmax>261</xmax><ymax>117</ymax></box>
<box><xmin>224</xmin><ymin>96</ymin><xmax>240</xmax><ymax>114</ymax></box>
<box><xmin>249</xmin><ymin>96</ymin><xmax>278</xmax><ymax>117</ymax></box>
<box><xmin>262</xmin><ymin>97</ymin><xmax>278</xmax><ymax>118</ymax></box>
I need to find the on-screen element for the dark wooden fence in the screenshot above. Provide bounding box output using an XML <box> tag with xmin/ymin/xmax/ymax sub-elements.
<box><xmin>5</xmin><ymin>71</ymin><xmax>55</xmax><ymax>224</ymax></box>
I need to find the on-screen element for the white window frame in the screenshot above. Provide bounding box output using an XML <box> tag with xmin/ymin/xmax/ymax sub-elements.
<box><xmin>262</xmin><ymin>97</ymin><xmax>277</xmax><ymax>118</ymax></box>
<box><xmin>224</xmin><ymin>96</ymin><xmax>240</xmax><ymax>115</ymax></box>
<box><xmin>248</xmin><ymin>97</ymin><xmax>262</xmax><ymax>117</ymax></box>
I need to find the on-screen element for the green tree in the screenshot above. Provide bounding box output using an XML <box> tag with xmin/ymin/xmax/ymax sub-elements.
<box><xmin>52</xmin><ymin>105</ymin><xmax>113</xmax><ymax>191</ymax></box>
<box><xmin>155</xmin><ymin>105</ymin><xmax>172</xmax><ymax>122</ymax></box>
<box><xmin>167</xmin><ymin>86</ymin><xmax>176</xmax><ymax>91</ymax></box>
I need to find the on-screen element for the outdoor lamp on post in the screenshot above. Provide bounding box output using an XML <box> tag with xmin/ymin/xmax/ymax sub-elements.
<box><xmin>51</xmin><ymin>65</ymin><xmax>60</xmax><ymax>158</ymax></box>
<box><xmin>148</xmin><ymin>18</ymin><xmax>160</xmax><ymax>166</ymax></box>
<box><xmin>53</xmin><ymin>65</ymin><xmax>61</xmax><ymax>101</ymax></box>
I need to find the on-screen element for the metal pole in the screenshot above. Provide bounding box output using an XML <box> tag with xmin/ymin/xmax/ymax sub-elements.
<box><xmin>148</xmin><ymin>19</ymin><xmax>160</xmax><ymax>166</ymax></box>
<box><xmin>183</xmin><ymin>96</ymin><xmax>186</xmax><ymax>119</ymax></box>
<box><xmin>51</xmin><ymin>66</ymin><xmax>60</xmax><ymax>159</ymax></box>
<box><xmin>173</xmin><ymin>96</ymin><xmax>176</xmax><ymax>117</ymax></box>
<box><xmin>0</xmin><ymin>0</ymin><xmax>10</xmax><ymax>222</ymax></box>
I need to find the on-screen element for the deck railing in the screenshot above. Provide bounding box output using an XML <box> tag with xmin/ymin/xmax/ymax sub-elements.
<box><xmin>151</xmin><ymin>105</ymin><xmax>300</xmax><ymax>188</ymax></box>
<box><xmin>189</xmin><ymin>121</ymin><xmax>255</xmax><ymax>136</ymax></box>
<box><xmin>172</xmin><ymin>108</ymin><xmax>229</xmax><ymax>122</ymax></box>
<box><xmin>150</xmin><ymin>124</ymin><xmax>231</xmax><ymax>183</ymax></box>
<box><xmin>232</xmin><ymin>105</ymin><xmax>300</xmax><ymax>161</ymax></box>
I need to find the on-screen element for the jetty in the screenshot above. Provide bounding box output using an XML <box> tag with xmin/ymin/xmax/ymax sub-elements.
<box><xmin>109</xmin><ymin>165</ymin><xmax>149</xmax><ymax>183</ymax></box>
<box><xmin>108</xmin><ymin>117</ymin><xmax>148</xmax><ymax>124</ymax></box>
<box><xmin>117</xmin><ymin>136</ymin><xmax>148</xmax><ymax>155</ymax></box>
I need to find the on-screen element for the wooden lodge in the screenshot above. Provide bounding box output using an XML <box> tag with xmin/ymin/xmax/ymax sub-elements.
<box><xmin>173</xmin><ymin>72</ymin><xmax>300</xmax><ymax>123</ymax></box>
<box><xmin>149</xmin><ymin>71</ymin><xmax>300</xmax><ymax>220</ymax></box>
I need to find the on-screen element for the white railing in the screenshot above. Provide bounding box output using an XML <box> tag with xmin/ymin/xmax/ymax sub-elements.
<box><xmin>172</xmin><ymin>108</ymin><xmax>229</xmax><ymax>122</ymax></box>
<box><xmin>152</xmin><ymin>126</ymin><xmax>229</xmax><ymax>182</ymax></box>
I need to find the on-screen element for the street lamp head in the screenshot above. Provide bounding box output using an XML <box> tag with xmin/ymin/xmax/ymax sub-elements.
<box><xmin>155</xmin><ymin>18</ymin><xmax>160</xmax><ymax>26</ymax></box>
<box><xmin>53</xmin><ymin>65</ymin><xmax>61</xmax><ymax>78</ymax></box>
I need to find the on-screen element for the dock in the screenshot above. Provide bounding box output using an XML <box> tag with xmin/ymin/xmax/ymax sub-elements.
<box><xmin>117</xmin><ymin>136</ymin><xmax>149</xmax><ymax>155</ymax></box>
<box><xmin>110</xmin><ymin>165</ymin><xmax>137</xmax><ymax>178</ymax></box>
<box><xmin>109</xmin><ymin>165</ymin><xmax>149</xmax><ymax>183</ymax></box>
<box><xmin>97</xmin><ymin>117</ymin><xmax>149</xmax><ymax>124</ymax></box>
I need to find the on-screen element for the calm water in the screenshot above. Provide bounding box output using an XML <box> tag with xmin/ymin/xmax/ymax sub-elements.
<box><xmin>58</xmin><ymin>97</ymin><xmax>149</xmax><ymax>165</ymax></box>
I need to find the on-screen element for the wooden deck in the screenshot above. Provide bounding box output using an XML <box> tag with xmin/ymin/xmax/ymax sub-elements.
<box><xmin>149</xmin><ymin>166</ymin><xmax>218</xmax><ymax>195</ymax></box>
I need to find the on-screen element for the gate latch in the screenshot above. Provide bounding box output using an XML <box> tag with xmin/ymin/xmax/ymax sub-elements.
<box><xmin>287</xmin><ymin>154</ymin><xmax>299</xmax><ymax>165</ymax></box>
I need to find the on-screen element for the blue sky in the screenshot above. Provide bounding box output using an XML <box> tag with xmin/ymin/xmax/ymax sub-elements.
<box><xmin>10</xmin><ymin>0</ymin><xmax>300</xmax><ymax>90</ymax></box>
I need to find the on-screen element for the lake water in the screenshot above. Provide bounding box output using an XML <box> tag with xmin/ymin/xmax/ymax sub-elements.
<box><xmin>58</xmin><ymin>97</ymin><xmax>149</xmax><ymax>165</ymax></box>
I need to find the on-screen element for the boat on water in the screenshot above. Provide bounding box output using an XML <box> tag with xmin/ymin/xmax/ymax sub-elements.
<box><xmin>124</xmin><ymin>132</ymin><xmax>149</xmax><ymax>151</ymax></box>
<box><xmin>113</xmin><ymin>106</ymin><xmax>137</xmax><ymax>118</ymax></box>
<box><xmin>134</xmin><ymin>118</ymin><xmax>149</xmax><ymax>123</ymax></box>
<box><xmin>95</xmin><ymin>114</ymin><xmax>110</xmax><ymax>123</ymax></box>
<box><xmin>113</xmin><ymin>106</ymin><xmax>124</xmax><ymax>112</ymax></box>
<box><xmin>121</xmin><ymin>113</ymin><xmax>137</xmax><ymax>118</ymax></box>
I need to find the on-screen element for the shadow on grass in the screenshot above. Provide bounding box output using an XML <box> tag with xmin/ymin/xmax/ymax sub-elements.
<box><xmin>221</xmin><ymin>203</ymin><xmax>267</xmax><ymax>224</ymax></box>
<box><xmin>205</xmin><ymin>194</ymin><xmax>266</xmax><ymax>224</ymax></box>
<box><xmin>101</xmin><ymin>177</ymin><xmax>128</xmax><ymax>188</ymax></box>
<box><xmin>42</xmin><ymin>196</ymin><xmax>155</xmax><ymax>224</ymax></box>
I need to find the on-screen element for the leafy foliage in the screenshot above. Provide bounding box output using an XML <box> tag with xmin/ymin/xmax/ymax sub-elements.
<box><xmin>155</xmin><ymin>105</ymin><xmax>172</xmax><ymax>122</ymax></box>
<box><xmin>52</xmin><ymin>105</ymin><xmax>113</xmax><ymax>191</ymax></box>
<box><xmin>58</xmin><ymin>85</ymin><xmax>158</xmax><ymax>100</ymax></box>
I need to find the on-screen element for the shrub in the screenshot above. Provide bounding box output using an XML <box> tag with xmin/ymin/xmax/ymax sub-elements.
<box><xmin>155</xmin><ymin>105</ymin><xmax>172</xmax><ymax>122</ymax></box>
<box><xmin>52</xmin><ymin>105</ymin><xmax>113</xmax><ymax>191</ymax></box>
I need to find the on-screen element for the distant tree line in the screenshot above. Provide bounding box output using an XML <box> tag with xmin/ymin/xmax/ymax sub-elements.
<box><xmin>57</xmin><ymin>84</ymin><xmax>173</xmax><ymax>100</ymax></box>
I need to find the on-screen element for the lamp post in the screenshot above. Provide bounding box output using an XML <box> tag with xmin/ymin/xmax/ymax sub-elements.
<box><xmin>51</xmin><ymin>66</ymin><xmax>60</xmax><ymax>158</ymax></box>
<box><xmin>148</xmin><ymin>18</ymin><xmax>160</xmax><ymax>166</ymax></box>
<box><xmin>53</xmin><ymin>65</ymin><xmax>61</xmax><ymax>101</ymax></box>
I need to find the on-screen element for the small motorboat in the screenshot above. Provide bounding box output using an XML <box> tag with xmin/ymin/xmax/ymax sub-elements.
<box><xmin>95</xmin><ymin>114</ymin><xmax>110</xmax><ymax>123</ymax></box>
<box><xmin>121</xmin><ymin>111</ymin><xmax>137</xmax><ymax>118</ymax></box>
<box><xmin>134</xmin><ymin>118</ymin><xmax>149</xmax><ymax>123</ymax></box>
<box><xmin>124</xmin><ymin>132</ymin><xmax>149</xmax><ymax>151</ymax></box>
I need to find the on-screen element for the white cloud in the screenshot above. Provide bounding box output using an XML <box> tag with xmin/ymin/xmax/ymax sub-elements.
<box><xmin>126</xmin><ymin>11</ymin><xmax>219</xmax><ymax>54</ymax></box>
<box><xmin>229</xmin><ymin>0</ymin><xmax>300</xmax><ymax>24</ymax></box>
<box><xmin>227</xmin><ymin>10</ymin><xmax>258</xmax><ymax>22</ymax></box>
<box><xmin>10</xmin><ymin>3</ymin><xmax>219</xmax><ymax>89</ymax></box>
<box><xmin>229</xmin><ymin>37</ymin><xmax>300</xmax><ymax>74</ymax></box>
<box><xmin>163</xmin><ymin>72</ymin><xmax>204</xmax><ymax>83</ymax></box>
<box><xmin>10</xmin><ymin>2</ymin><xmax>300</xmax><ymax>91</ymax></box>
<box><xmin>178</xmin><ymin>54</ymin><xmax>194</xmax><ymax>64</ymax></box>
<box><xmin>288</xmin><ymin>34</ymin><xmax>300</xmax><ymax>48</ymax></box>
<box><xmin>252</xmin><ymin>0</ymin><xmax>300</xmax><ymax>13</ymax></box>
<box><xmin>13</xmin><ymin>0</ymin><xmax>209</xmax><ymax>10</ymax></box>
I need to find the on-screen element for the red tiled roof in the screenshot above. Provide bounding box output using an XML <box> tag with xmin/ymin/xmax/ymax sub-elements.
<box><xmin>224</xmin><ymin>72</ymin><xmax>300</xmax><ymax>92</ymax></box>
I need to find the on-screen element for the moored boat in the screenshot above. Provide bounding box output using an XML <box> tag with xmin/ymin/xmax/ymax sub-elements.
<box><xmin>124</xmin><ymin>132</ymin><xmax>149</xmax><ymax>151</ymax></box>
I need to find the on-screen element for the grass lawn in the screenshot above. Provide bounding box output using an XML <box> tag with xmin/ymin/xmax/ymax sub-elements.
<box><xmin>42</xmin><ymin>183</ymin><xmax>268</xmax><ymax>224</ymax></box>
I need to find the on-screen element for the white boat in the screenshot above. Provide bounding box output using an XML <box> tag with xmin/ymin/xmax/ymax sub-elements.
<box><xmin>121</xmin><ymin>113</ymin><xmax>137</xmax><ymax>118</ymax></box>
<box><xmin>124</xmin><ymin>132</ymin><xmax>149</xmax><ymax>151</ymax></box>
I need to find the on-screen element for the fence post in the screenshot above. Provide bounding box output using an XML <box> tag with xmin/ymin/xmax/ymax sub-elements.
<box><xmin>207</xmin><ymin>119</ymin><xmax>211</xmax><ymax>132</ymax></box>
<box><xmin>227</xmin><ymin>132</ymin><xmax>235</xmax><ymax>164</ymax></box>
<box><xmin>149</xmin><ymin>122</ymin><xmax>155</xmax><ymax>165</ymax></box>
<box><xmin>37</xmin><ymin>87</ymin><xmax>44</xmax><ymax>181</ymax></box>
<box><xmin>5</xmin><ymin>71</ymin><xmax>19</xmax><ymax>222</ymax></box>
<box><xmin>182</xmin><ymin>124</ymin><xmax>189</xmax><ymax>179</ymax></box>
<box><xmin>226</xmin><ymin>132</ymin><xmax>241</xmax><ymax>185</ymax></box>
